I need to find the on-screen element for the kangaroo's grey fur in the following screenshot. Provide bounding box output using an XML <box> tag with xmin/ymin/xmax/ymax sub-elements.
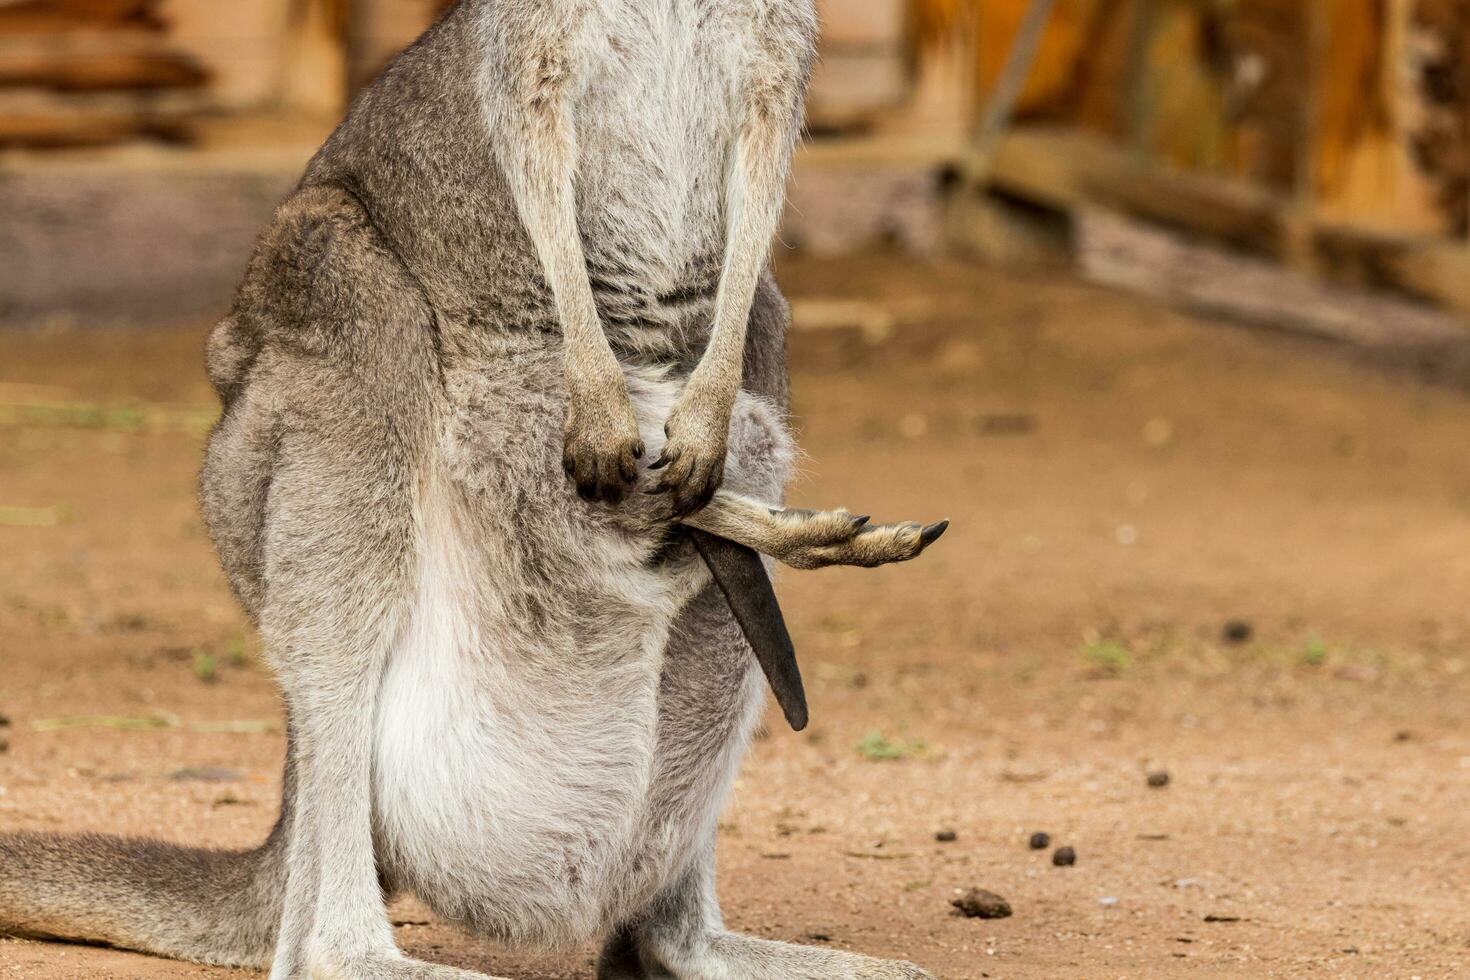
<box><xmin>0</xmin><ymin>2</ymin><xmax>945</xmax><ymax>977</ymax></box>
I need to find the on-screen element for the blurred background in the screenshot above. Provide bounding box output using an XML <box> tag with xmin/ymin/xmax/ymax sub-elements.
<box><xmin>2</xmin><ymin>2</ymin><xmax>1470</xmax><ymax>978</ymax></box>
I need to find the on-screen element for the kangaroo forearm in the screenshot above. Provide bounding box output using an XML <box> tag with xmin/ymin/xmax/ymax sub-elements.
<box><xmin>498</xmin><ymin>122</ymin><xmax>618</xmax><ymax>383</ymax></box>
<box><xmin>694</xmin><ymin>123</ymin><xmax>793</xmax><ymax>404</ymax></box>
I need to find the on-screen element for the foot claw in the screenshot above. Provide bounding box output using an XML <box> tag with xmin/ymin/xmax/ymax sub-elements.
<box><xmin>919</xmin><ymin>519</ymin><xmax>950</xmax><ymax>549</ymax></box>
<box><xmin>770</xmin><ymin>511</ymin><xmax>950</xmax><ymax>570</ymax></box>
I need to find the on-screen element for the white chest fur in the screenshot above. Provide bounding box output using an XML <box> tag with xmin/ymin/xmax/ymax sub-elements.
<box><xmin>571</xmin><ymin>1</ymin><xmax>746</xmax><ymax>293</ymax></box>
<box><xmin>370</xmin><ymin>371</ymin><xmax>728</xmax><ymax>946</ymax></box>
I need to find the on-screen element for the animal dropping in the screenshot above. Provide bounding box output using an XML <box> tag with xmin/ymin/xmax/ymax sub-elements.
<box><xmin>951</xmin><ymin>888</ymin><xmax>1012</xmax><ymax>920</ymax></box>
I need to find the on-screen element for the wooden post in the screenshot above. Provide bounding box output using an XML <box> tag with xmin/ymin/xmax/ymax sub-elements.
<box><xmin>971</xmin><ymin>0</ymin><xmax>1057</xmax><ymax>156</ymax></box>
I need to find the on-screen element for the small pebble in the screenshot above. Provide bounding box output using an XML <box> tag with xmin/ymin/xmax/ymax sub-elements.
<box><xmin>1028</xmin><ymin>832</ymin><xmax>1051</xmax><ymax>850</ymax></box>
<box><xmin>1221</xmin><ymin>620</ymin><xmax>1254</xmax><ymax>644</ymax></box>
<box><xmin>1098</xmin><ymin>896</ymin><xmax>1118</xmax><ymax>907</ymax></box>
<box><xmin>1147</xmin><ymin>770</ymin><xmax>1171</xmax><ymax>788</ymax></box>
<box><xmin>0</xmin><ymin>712</ymin><xmax>11</xmax><ymax>728</ymax></box>
<box><xmin>951</xmin><ymin>888</ymin><xmax>1012</xmax><ymax>920</ymax></box>
<box><xmin>0</xmin><ymin>735</ymin><xmax>8</xmax><ymax>754</ymax></box>
<box><xmin>1052</xmin><ymin>846</ymin><xmax>1077</xmax><ymax>867</ymax></box>
<box><xmin>936</xmin><ymin>830</ymin><xmax>958</xmax><ymax>843</ymax></box>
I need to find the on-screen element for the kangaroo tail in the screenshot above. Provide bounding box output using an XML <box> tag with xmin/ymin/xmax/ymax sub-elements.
<box><xmin>0</xmin><ymin>753</ymin><xmax>292</xmax><ymax>968</ymax></box>
<box><xmin>690</xmin><ymin>528</ymin><xmax>808</xmax><ymax>732</ymax></box>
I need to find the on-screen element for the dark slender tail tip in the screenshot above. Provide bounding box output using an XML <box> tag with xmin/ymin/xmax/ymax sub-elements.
<box><xmin>920</xmin><ymin>519</ymin><xmax>951</xmax><ymax>548</ymax></box>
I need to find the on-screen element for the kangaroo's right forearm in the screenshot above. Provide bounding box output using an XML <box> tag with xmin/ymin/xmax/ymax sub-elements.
<box><xmin>488</xmin><ymin>18</ymin><xmax>644</xmax><ymax>502</ymax></box>
<box><xmin>495</xmin><ymin>89</ymin><xmax>617</xmax><ymax>386</ymax></box>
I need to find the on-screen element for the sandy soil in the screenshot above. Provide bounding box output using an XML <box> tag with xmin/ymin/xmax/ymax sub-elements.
<box><xmin>2</xmin><ymin>255</ymin><xmax>1468</xmax><ymax>979</ymax></box>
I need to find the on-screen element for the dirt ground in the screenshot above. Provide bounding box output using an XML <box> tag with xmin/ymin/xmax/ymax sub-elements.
<box><xmin>2</xmin><ymin>255</ymin><xmax>1469</xmax><ymax>979</ymax></box>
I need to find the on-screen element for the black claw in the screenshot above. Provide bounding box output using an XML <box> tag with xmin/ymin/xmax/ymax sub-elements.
<box><xmin>919</xmin><ymin>519</ymin><xmax>950</xmax><ymax>548</ymax></box>
<box><xmin>648</xmin><ymin>454</ymin><xmax>671</xmax><ymax>471</ymax></box>
<box><xmin>633</xmin><ymin>441</ymin><xmax>646</xmax><ymax>460</ymax></box>
<box><xmin>851</xmin><ymin>515</ymin><xmax>872</xmax><ymax>529</ymax></box>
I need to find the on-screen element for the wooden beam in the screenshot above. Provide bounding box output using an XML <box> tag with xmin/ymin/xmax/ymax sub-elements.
<box><xmin>0</xmin><ymin>52</ymin><xmax>209</xmax><ymax>92</ymax></box>
<box><xmin>0</xmin><ymin>111</ymin><xmax>192</xmax><ymax>148</ymax></box>
<box><xmin>1314</xmin><ymin>229</ymin><xmax>1470</xmax><ymax>315</ymax></box>
<box><xmin>1078</xmin><ymin>206</ymin><xmax>1468</xmax><ymax>348</ymax></box>
<box><xmin>981</xmin><ymin>126</ymin><xmax>1293</xmax><ymax>256</ymax></box>
<box><xmin>973</xmin><ymin>126</ymin><xmax>1470</xmax><ymax>319</ymax></box>
<box><xmin>0</xmin><ymin>0</ymin><xmax>165</xmax><ymax>34</ymax></box>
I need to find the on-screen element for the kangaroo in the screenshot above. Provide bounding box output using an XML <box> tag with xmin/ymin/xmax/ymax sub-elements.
<box><xmin>0</xmin><ymin>2</ymin><xmax>948</xmax><ymax>978</ymax></box>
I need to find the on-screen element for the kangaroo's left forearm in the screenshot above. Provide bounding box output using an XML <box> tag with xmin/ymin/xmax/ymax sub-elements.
<box><xmin>647</xmin><ymin>60</ymin><xmax>808</xmax><ymax>515</ymax></box>
<box><xmin>693</xmin><ymin>111</ymin><xmax>797</xmax><ymax>407</ymax></box>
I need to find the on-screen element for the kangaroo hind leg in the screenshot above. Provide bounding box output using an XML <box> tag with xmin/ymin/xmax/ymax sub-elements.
<box><xmin>207</xmin><ymin>185</ymin><xmax>507</xmax><ymax>980</ymax></box>
<box><xmin>686</xmin><ymin>495</ymin><xmax>949</xmax><ymax>570</ymax></box>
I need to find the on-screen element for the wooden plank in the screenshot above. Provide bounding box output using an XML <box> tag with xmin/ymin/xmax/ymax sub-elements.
<box><xmin>982</xmin><ymin>126</ymin><xmax>1293</xmax><ymax>255</ymax></box>
<box><xmin>0</xmin><ymin>51</ymin><xmax>209</xmax><ymax>92</ymax></box>
<box><xmin>977</xmin><ymin>126</ymin><xmax>1470</xmax><ymax>319</ymax></box>
<box><xmin>1081</xmin><ymin>160</ymin><xmax>1290</xmax><ymax>258</ymax></box>
<box><xmin>1078</xmin><ymin>206</ymin><xmax>1469</xmax><ymax>347</ymax></box>
<box><xmin>0</xmin><ymin>0</ymin><xmax>164</xmax><ymax>34</ymax></box>
<box><xmin>981</xmin><ymin>124</ymin><xmax>1104</xmax><ymax>209</ymax></box>
<box><xmin>0</xmin><ymin>111</ymin><xmax>191</xmax><ymax>148</ymax></box>
<box><xmin>1314</xmin><ymin>229</ymin><xmax>1470</xmax><ymax>315</ymax></box>
<box><xmin>0</xmin><ymin>169</ymin><xmax>296</xmax><ymax>324</ymax></box>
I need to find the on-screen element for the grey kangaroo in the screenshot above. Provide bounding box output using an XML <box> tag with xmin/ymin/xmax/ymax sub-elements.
<box><xmin>0</xmin><ymin>1</ymin><xmax>947</xmax><ymax>977</ymax></box>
